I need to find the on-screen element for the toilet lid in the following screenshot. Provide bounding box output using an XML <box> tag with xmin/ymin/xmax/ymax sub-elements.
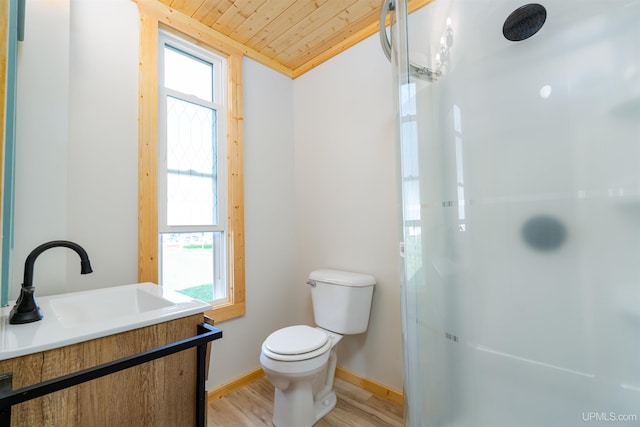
<box><xmin>264</xmin><ymin>325</ymin><xmax>329</xmax><ymax>355</ymax></box>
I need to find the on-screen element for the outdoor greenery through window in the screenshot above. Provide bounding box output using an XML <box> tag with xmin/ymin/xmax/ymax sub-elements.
<box><xmin>158</xmin><ymin>32</ymin><xmax>228</xmax><ymax>305</ymax></box>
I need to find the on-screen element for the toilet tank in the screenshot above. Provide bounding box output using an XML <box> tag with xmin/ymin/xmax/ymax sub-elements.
<box><xmin>309</xmin><ymin>269</ymin><xmax>376</xmax><ymax>335</ymax></box>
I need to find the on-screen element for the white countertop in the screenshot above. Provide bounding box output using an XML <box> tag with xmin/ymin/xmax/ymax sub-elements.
<box><xmin>0</xmin><ymin>282</ymin><xmax>211</xmax><ymax>360</ymax></box>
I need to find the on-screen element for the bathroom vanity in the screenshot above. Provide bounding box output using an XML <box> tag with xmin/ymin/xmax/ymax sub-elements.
<box><xmin>0</xmin><ymin>283</ymin><xmax>218</xmax><ymax>426</ymax></box>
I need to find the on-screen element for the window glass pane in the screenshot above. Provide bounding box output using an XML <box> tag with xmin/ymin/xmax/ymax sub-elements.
<box><xmin>167</xmin><ymin>174</ymin><xmax>213</xmax><ymax>225</ymax></box>
<box><xmin>164</xmin><ymin>45</ymin><xmax>213</xmax><ymax>102</ymax></box>
<box><xmin>166</xmin><ymin>96</ymin><xmax>217</xmax><ymax>226</ymax></box>
<box><xmin>160</xmin><ymin>232</ymin><xmax>226</xmax><ymax>303</ymax></box>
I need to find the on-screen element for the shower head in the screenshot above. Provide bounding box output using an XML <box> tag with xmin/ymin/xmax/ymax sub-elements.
<box><xmin>503</xmin><ymin>4</ymin><xmax>547</xmax><ymax>42</ymax></box>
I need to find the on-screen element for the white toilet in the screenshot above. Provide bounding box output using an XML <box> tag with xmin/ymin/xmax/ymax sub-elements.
<box><xmin>260</xmin><ymin>269</ymin><xmax>376</xmax><ymax>427</ymax></box>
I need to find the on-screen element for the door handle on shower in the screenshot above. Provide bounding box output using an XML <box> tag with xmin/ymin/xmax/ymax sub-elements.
<box><xmin>378</xmin><ymin>0</ymin><xmax>441</xmax><ymax>81</ymax></box>
<box><xmin>379</xmin><ymin>0</ymin><xmax>395</xmax><ymax>61</ymax></box>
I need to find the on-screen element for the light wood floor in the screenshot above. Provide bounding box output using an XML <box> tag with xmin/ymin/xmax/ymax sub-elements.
<box><xmin>207</xmin><ymin>376</ymin><xmax>404</xmax><ymax>426</ymax></box>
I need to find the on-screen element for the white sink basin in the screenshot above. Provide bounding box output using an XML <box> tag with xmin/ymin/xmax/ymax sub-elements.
<box><xmin>0</xmin><ymin>283</ymin><xmax>211</xmax><ymax>360</ymax></box>
<box><xmin>49</xmin><ymin>286</ymin><xmax>176</xmax><ymax>328</ymax></box>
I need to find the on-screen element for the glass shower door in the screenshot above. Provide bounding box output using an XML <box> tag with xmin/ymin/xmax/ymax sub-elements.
<box><xmin>392</xmin><ymin>0</ymin><xmax>640</xmax><ymax>425</ymax></box>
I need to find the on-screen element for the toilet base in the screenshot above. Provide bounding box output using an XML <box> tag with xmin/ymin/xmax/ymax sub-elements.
<box><xmin>314</xmin><ymin>390</ymin><xmax>337</xmax><ymax>421</ymax></box>
<box><xmin>272</xmin><ymin>381</ymin><xmax>314</xmax><ymax>427</ymax></box>
<box><xmin>272</xmin><ymin>386</ymin><xmax>337</xmax><ymax>427</ymax></box>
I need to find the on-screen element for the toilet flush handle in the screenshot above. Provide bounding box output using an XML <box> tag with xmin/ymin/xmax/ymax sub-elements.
<box><xmin>306</xmin><ymin>280</ymin><xmax>317</xmax><ymax>287</ymax></box>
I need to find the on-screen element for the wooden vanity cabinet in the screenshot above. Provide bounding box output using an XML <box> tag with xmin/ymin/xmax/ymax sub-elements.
<box><xmin>0</xmin><ymin>314</ymin><xmax>204</xmax><ymax>426</ymax></box>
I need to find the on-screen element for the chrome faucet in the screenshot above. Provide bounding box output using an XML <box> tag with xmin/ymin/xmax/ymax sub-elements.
<box><xmin>9</xmin><ymin>240</ymin><xmax>93</xmax><ymax>324</ymax></box>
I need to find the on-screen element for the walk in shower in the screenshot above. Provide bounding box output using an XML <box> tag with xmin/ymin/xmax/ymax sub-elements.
<box><xmin>382</xmin><ymin>0</ymin><xmax>640</xmax><ymax>425</ymax></box>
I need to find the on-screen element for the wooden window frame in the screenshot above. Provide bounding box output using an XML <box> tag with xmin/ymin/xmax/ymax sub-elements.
<box><xmin>136</xmin><ymin>0</ymin><xmax>245</xmax><ymax>322</ymax></box>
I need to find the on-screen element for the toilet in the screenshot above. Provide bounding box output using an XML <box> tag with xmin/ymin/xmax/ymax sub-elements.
<box><xmin>260</xmin><ymin>269</ymin><xmax>376</xmax><ymax>427</ymax></box>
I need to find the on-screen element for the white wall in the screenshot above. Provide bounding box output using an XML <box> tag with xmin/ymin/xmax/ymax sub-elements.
<box><xmin>12</xmin><ymin>0</ymin><xmax>403</xmax><ymax>393</ymax></box>
<box><xmin>207</xmin><ymin>57</ymin><xmax>299</xmax><ymax>389</ymax></box>
<box><xmin>66</xmin><ymin>0</ymin><xmax>139</xmax><ymax>292</ymax></box>
<box><xmin>293</xmin><ymin>35</ymin><xmax>403</xmax><ymax>390</ymax></box>
<box><xmin>13</xmin><ymin>0</ymin><xmax>139</xmax><ymax>297</ymax></box>
<box><xmin>13</xmin><ymin>0</ymin><xmax>71</xmax><ymax>297</ymax></box>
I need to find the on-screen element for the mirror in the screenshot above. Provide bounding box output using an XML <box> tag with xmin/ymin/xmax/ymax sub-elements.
<box><xmin>1</xmin><ymin>0</ymin><xmax>21</xmax><ymax>306</ymax></box>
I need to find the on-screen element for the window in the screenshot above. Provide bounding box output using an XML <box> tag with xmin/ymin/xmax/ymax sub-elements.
<box><xmin>158</xmin><ymin>34</ymin><xmax>228</xmax><ymax>305</ymax></box>
<box><xmin>137</xmin><ymin>7</ymin><xmax>245</xmax><ymax>322</ymax></box>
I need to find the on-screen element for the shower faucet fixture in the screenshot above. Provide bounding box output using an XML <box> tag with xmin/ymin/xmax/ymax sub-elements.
<box><xmin>9</xmin><ymin>240</ymin><xmax>93</xmax><ymax>324</ymax></box>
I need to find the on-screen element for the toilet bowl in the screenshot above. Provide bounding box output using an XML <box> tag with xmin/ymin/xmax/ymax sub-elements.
<box><xmin>260</xmin><ymin>269</ymin><xmax>376</xmax><ymax>427</ymax></box>
<box><xmin>260</xmin><ymin>325</ymin><xmax>342</xmax><ymax>427</ymax></box>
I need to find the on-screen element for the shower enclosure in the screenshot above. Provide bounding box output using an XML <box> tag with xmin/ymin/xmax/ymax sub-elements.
<box><xmin>383</xmin><ymin>0</ymin><xmax>640</xmax><ymax>425</ymax></box>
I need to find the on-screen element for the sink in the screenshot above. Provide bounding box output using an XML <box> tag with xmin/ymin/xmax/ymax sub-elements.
<box><xmin>0</xmin><ymin>283</ymin><xmax>211</xmax><ymax>360</ymax></box>
<box><xmin>49</xmin><ymin>286</ymin><xmax>176</xmax><ymax>328</ymax></box>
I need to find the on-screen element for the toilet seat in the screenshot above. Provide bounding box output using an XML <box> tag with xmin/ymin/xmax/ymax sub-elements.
<box><xmin>262</xmin><ymin>325</ymin><xmax>331</xmax><ymax>362</ymax></box>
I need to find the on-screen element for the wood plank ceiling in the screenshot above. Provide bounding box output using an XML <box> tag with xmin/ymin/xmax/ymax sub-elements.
<box><xmin>157</xmin><ymin>0</ymin><xmax>430</xmax><ymax>78</ymax></box>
